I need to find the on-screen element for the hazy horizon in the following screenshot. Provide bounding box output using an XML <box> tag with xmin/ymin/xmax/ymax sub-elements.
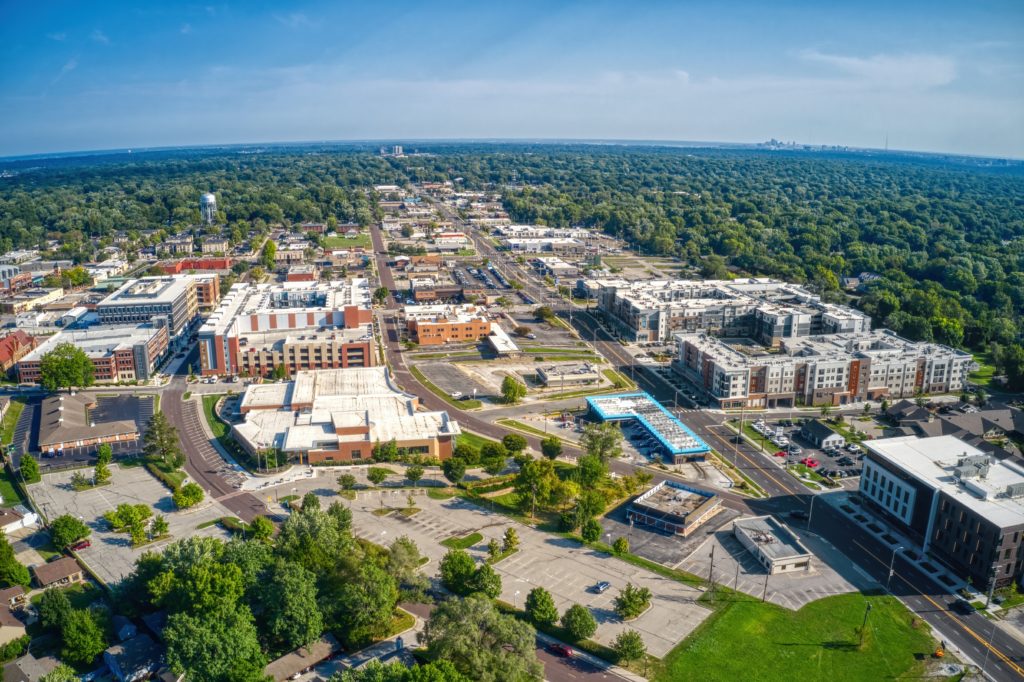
<box><xmin>1</xmin><ymin>1</ymin><xmax>1021</xmax><ymax>158</ymax></box>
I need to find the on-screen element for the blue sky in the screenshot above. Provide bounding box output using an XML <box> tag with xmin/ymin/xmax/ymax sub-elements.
<box><xmin>1</xmin><ymin>1</ymin><xmax>1022</xmax><ymax>157</ymax></box>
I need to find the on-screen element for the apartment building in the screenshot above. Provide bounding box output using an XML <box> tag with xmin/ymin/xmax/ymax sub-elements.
<box><xmin>198</xmin><ymin>280</ymin><xmax>373</xmax><ymax>376</ymax></box>
<box><xmin>675</xmin><ymin>330</ymin><xmax>971</xmax><ymax>408</ymax></box>
<box><xmin>0</xmin><ymin>288</ymin><xmax>64</xmax><ymax>314</ymax></box>
<box><xmin>861</xmin><ymin>435</ymin><xmax>1024</xmax><ymax>591</ymax></box>
<box><xmin>202</xmin><ymin>237</ymin><xmax>231</xmax><ymax>254</ymax></box>
<box><xmin>232</xmin><ymin>367</ymin><xmax>459</xmax><ymax>464</ymax></box>
<box><xmin>96</xmin><ymin>276</ymin><xmax>199</xmax><ymax>335</ymax></box>
<box><xmin>18</xmin><ymin>323</ymin><xmax>169</xmax><ymax>384</ymax></box>
<box><xmin>403</xmin><ymin>304</ymin><xmax>492</xmax><ymax>346</ymax></box>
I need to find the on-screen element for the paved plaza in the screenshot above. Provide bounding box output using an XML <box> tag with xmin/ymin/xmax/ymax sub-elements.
<box><xmin>678</xmin><ymin>517</ymin><xmax>874</xmax><ymax>610</ymax></box>
<box><xmin>28</xmin><ymin>464</ymin><xmax>232</xmax><ymax>584</ymax></box>
<box><xmin>330</xmin><ymin>487</ymin><xmax>711</xmax><ymax>658</ymax></box>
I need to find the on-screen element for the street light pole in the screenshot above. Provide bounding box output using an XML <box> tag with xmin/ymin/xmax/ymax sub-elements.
<box><xmin>886</xmin><ymin>546</ymin><xmax>904</xmax><ymax>591</ymax></box>
<box><xmin>859</xmin><ymin>603</ymin><xmax>872</xmax><ymax>646</ymax></box>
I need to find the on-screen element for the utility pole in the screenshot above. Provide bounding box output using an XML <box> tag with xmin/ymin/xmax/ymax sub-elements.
<box><xmin>708</xmin><ymin>544</ymin><xmax>716</xmax><ymax>596</ymax></box>
<box><xmin>734</xmin><ymin>561</ymin><xmax>740</xmax><ymax>591</ymax></box>
<box><xmin>761</xmin><ymin>570</ymin><xmax>769</xmax><ymax>602</ymax></box>
<box><xmin>986</xmin><ymin>566</ymin><xmax>998</xmax><ymax>608</ymax></box>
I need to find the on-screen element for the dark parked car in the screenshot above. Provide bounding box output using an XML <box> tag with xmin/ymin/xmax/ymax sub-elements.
<box><xmin>789</xmin><ymin>510</ymin><xmax>809</xmax><ymax>520</ymax></box>
<box><xmin>951</xmin><ymin>598</ymin><xmax>975</xmax><ymax>615</ymax></box>
<box><xmin>547</xmin><ymin>643</ymin><xmax>574</xmax><ymax>657</ymax></box>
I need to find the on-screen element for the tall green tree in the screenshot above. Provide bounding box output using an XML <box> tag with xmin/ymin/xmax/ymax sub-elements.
<box><xmin>260</xmin><ymin>240</ymin><xmax>277</xmax><ymax>270</ymax></box>
<box><xmin>50</xmin><ymin>515</ymin><xmax>91</xmax><ymax>548</ymax></box>
<box><xmin>561</xmin><ymin>604</ymin><xmax>597</xmax><ymax>642</ymax></box>
<box><xmin>38</xmin><ymin>343</ymin><xmax>95</xmax><ymax>391</ymax></box>
<box><xmin>423</xmin><ymin>595</ymin><xmax>543</xmax><ymax>682</ymax></box>
<box><xmin>143</xmin><ymin>411</ymin><xmax>185</xmax><ymax>469</ymax></box>
<box><xmin>60</xmin><ymin>609</ymin><xmax>107</xmax><ymax>666</ymax></box>
<box><xmin>580</xmin><ymin>422</ymin><xmax>622</xmax><ymax>462</ymax></box>
<box><xmin>540</xmin><ymin>436</ymin><xmax>562</xmax><ymax>460</ymax></box>
<box><xmin>0</xmin><ymin>530</ymin><xmax>30</xmax><ymax>588</ymax></box>
<box><xmin>500</xmin><ymin>376</ymin><xmax>527</xmax><ymax>405</ymax></box>
<box><xmin>19</xmin><ymin>454</ymin><xmax>40</xmax><ymax>483</ymax></box>
<box><xmin>613</xmin><ymin>630</ymin><xmax>646</xmax><ymax>667</ymax></box>
<box><xmin>165</xmin><ymin>603</ymin><xmax>267</xmax><ymax>682</ymax></box>
<box><xmin>524</xmin><ymin>587</ymin><xmax>558</xmax><ymax>626</ymax></box>
<box><xmin>257</xmin><ymin>559</ymin><xmax>324</xmax><ymax>653</ymax></box>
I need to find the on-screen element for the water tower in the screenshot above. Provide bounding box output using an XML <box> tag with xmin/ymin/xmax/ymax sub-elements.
<box><xmin>200</xmin><ymin>192</ymin><xmax>217</xmax><ymax>224</ymax></box>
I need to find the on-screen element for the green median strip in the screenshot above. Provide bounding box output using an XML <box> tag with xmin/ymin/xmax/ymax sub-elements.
<box><xmin>440</xmin><ymin>531</ymin><xmax>482</xmax><ymax>550</ymax></box>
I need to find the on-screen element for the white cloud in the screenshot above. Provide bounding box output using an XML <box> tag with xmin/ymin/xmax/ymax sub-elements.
<box><xmin>47</xmin><ymin>32</ymin><xmax>67</xmax><ymax>42</ymax></box>
<box><xmin>90</xmin><ymin>29</ymin><xmax>110</xmax><ymax>44</ymax></box>
<box><xmin>181</xmin><ymin>23</ymin><xmax>192</xmax><ymax>35</ymax></box>
<box><xmin>799</xmin><ymin>49</ymin><xmax>956</xmax><ymax>89</ymax></box>
<box><xmin>51</xmin><ymin>57</ymin><xmax>78</xmax><ymax>84</ymax></box>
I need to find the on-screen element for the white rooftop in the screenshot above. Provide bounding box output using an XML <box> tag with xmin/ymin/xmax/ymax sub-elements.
<box><xmin>866</xmin><ymin>435</ymin><xmax>1024</xmax><ymax>528</ymax></box>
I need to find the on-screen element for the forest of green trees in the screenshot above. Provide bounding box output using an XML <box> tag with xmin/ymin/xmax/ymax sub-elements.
<box><xmin>1</xmin><ymin>144</ymin><xmax>1022</xmax><ymax>388</ymax></box>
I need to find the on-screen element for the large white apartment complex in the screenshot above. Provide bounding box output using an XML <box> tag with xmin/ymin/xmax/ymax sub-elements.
<box><xmin>582</xmin><ymin>277</ymin><xmax>971</xmax><ymax>408</ymax></box>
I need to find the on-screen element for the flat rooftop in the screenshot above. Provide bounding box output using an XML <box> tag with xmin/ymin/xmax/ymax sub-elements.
<box><xmin>587</xmin><ymin>392</ymin><xmax>710</xmax><ymax>456</ymax></box>
<box><xmin>237</xmin><ymin>324</ymin><xmax>373</xmax><ymax>350</ymax></box>
<box><xmin>866</xmin><ymin>435</ymin><xmax>1024</xmax><ymax>528</ymax></box>
<box><xmin>201</xmin><ymin>280</ymin><xmax>371</xmax><ymax>336</ymax></box>
<box><xmin>633</xmin><ymin>481</ymin><xmax>712</xmax><ymax>516</ymax></box>
<box><xmin>22</xmin><ymin>324</ymin><xmax>163</xmax><ymax>362</ymax></box>
<box><xmin>734</xmin><ymin>516</ymin><xmax>812</xmax><ymax>561</ymax></box>
<box><xmin>99</xmin><ymin>277</ymin><xmax>191</xmax><ymax>306</ymax></box>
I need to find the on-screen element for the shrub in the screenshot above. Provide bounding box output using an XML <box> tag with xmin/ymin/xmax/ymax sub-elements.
<box><xmin>561</xmin><ymin>604</ymin><xmax>597</xmax><ymax>641</ymax></box>
<box><xmin>172</xmin><ymin>482</ymin><xmax>204</xmax><ymax>509</ymax></box>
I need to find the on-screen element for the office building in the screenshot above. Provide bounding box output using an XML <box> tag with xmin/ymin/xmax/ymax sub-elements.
<box><xmin>404</xmin><ymin>304</ymin><xmax>492</xmax><ymax>346</ymax></box>
<box><xmin>18</xmin><ymin>323</ymin><xmax>169</xmax><ymax>384</ymax></box>
<box><xmin>198</xmin><ymin>280</ymin><xmax>373</xmax><ymax>376</ymax></box>
<box><xmin>0</xmin><ymin>288</ymin><xmax>64</xmax><ymax>314</ymax></box>
<box><xmin>96</xmin><ymin>276</ymin><xmax>199</xmax><ymax>336</ymax></box>
<box><xmin>626</xmin><ymin>480</ymin><xmax>722</xmax><ymax>536</ymax></box>
<box><xmin>233</xmin><ymin>367</ymin><xmax>460</xmax><ymax>464</ymax></box>
<box><xmin>861</xmin><ymin>435</ymin><xmax>1024</xmax><ymax>590</ymax></box>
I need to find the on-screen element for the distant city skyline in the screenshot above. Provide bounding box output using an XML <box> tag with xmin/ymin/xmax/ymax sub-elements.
<box><xmin>1</xmin><ymin>1</ymin><xmax>1021</xmax><ymax>158</ymax></box>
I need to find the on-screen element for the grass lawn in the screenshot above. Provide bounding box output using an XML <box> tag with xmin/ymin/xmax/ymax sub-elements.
<box><xmin>409</xmin><ymin>366</ymin><xmax>483</xmax><ymax>409</ymax></box>
<box><xmin>440</xmin><ymin>531</ymin><xmax>483</xmax><ymax>550</ymax></box>
<box><xmin>35</xmin><ymin>536</ymin><xmax>62</xmax><ymax>561</ymax></box>
<box><xmin>602</xmin><ymin>368</ymin><xmax>636</xmax><ymax>390</ymax></box>
<box><xmin>656</xmin><ymin>592</ymin><xmax>939</xmax><ymax>682</ymax></box>
<box><xmin>0</xmin><ymin>399</ymin><xmax>25</xmax><ymax>446</ymax></box>
<box><xmin>455</xmin><ymin>431</ymin><xmax>498</xmax><ymax>452</ymax></box>
<box><xmin>969</xmin><ymin>350</ymin><xmax>997</xmax><ymax>389</ymax></box>
<box><xmin>323</xmin><ymin>233</ymin><xmax>372</xmax><ymax>249</ymax></box>
<box><xmin>427</xmin><ymin>489</ymin><xmax>455</xmax><ymax>500</ymax></box>
<box><xmin>201</xmin><ymin>394</ymin><xmax>229</xmax><ymax>439</ymax></box>
<box><xmin>29</xmin><ymin>583</ymin><xmax>101</xmax><ymax>611</ymax></box>
<box><xmin>0</xmin><ymin>468</ymin><xmax>24</xmax><ymax>507</ymax></box>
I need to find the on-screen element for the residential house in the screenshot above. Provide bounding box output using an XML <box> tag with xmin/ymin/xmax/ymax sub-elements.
<box><xmin>800</xmin><ymin>419</ymin><xmax>846</xmax><ymax>449</ymax></box>
<box><xmin>104</xmin><ymin>633</ymin><xmax>162</xmax><ymax>682</ymax></box>
<box><xmin>31</xmin><ymin>556</ymin><xmax>84</xmax><ymax>589</ymax></box>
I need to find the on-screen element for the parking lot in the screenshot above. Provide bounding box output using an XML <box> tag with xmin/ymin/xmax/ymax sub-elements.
<box><xmin>747</xmin><ymin>418</ymin><xmax>864</xmax><ymax>481</ymax></box>
<box><xmin>415</xmin><ymin>361</ymin><xmax>492</xmax><ymax>400</ymax></box>
<box><xmin>27</xmin><ymin>464</ymin><xmax>232</xmax><ymax>584</ymax></box>
<box><xmin>337</xmin><ymin>491</ymin><xmax>711</xmax><ymax>657</ymax></box>
<box><xmin>678</xmin><ymin>519</ymin><xmax>874</xmax><ymax>610</ymax></box>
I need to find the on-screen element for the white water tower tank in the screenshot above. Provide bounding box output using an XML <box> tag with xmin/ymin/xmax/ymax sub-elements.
<box><xmin>200</xmin><ymin>192</ymin><xmax>217</xmax><ymax>224</ymax></box>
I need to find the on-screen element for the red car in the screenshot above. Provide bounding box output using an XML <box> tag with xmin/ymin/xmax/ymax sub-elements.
<box><xmin>773</xmin><ymin>450</ymin><xmax>787</xmax><ymax>458</ymax></box>
<box><xmin>70</xmin><ymin>540</ymin><xmax>91</xmax><ymax>551</ymax></box>
<box><xmin>800</xmin><ymin>457</ymin><xmax>820</xmax><ymax>468</ymax></box>
<box><xmin>547</xmin><ymin>643</ymin><xmax>574</xmax><ymax>657</ymax></box>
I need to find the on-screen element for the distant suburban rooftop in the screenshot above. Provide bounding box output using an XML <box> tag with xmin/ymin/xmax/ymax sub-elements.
<box><xmin>733</xmin><ymin>516</ymin><xmax>812</xmax><ymax>562</ymax></box>
<box><xmin>866</xmin><ymin>435</ymin><xmax>1024</xmax><ymax>527</ymax></box>
<box><xmin>587</xmin><ymin>392</ymin><xmax>710</xmax><ymax>456</ymax></box>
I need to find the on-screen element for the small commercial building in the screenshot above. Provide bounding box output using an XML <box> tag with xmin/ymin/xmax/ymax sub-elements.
<box><xmin>627</xmin><ymin>480</ymin><xmax>722</xmax><ymax>536</ymax></box>
<box><xmin>733</xmin><ymin>516</ymin><xmax>813</xmax><ymax>574</ymax></box>
<box><xmin>36</xmin><ymin>393</ymin><xmax>140</xmax><ymax>455</ymax></box>
<box><xmin>18</xmin><ymin>323</ymin><xmax>170</xmax><ymax>384</ymax></box>
<box><xmin>800</xmin><ymin>419</ymin><xmax>846</xmax><ymax>449</ymax></box>
<box><xmin>536</xmin><ymin>362</ymin><xmax>601</xmax><ymax>387</ymax></box>
<box><xmin>485</xmin><ymin>323</ymin><xmax>521</xmax><ymax>357</ymax></box>
<box><xmin>587</xmin><ymin>392</ymin><xmax>710</xmax><ymax>463</ymax></box>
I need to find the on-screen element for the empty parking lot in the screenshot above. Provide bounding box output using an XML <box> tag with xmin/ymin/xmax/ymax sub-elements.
<box><xmin>344</xmin><ymin>492</ymin><xmax>710</xmax><ymax>657</ymax></box>
<box><xmin>28</xmin><ymin>464</ymin><xmax>232</xmax><ymax>584</ymax></box>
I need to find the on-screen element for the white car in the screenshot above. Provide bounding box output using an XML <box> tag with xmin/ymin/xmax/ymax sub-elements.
<box><xmin>450</xmin><ymin>391</ymin><xmax>463</xmax><ymax>399</ymax></box>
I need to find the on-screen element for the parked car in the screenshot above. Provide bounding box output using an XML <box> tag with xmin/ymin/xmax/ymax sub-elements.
<box><xmin>800</xmin><ymin>457</ymin><xmax>820</xmax><ymax>468</ymax></box>
<box><xmin>592</xmin><ymin>581</ymin><xmax>611</xmax><ymax>594</ymax></box>
<box><xmin>788</xmin><ymin>445</ymin><xmax>803</xmax><ymax>456</ymax></box>
<box><xmin>450</xmin><ymin>391</ymin><xmax>463</xmax><ymax>399</ymax></box>
<box><xmin>547</xmin><ymin>643</ymin><xmax>574</xmax><ymax>657</ymax></box>
<box><xmin>847</xmin><ymin>444</ymin><xmax>862</xmax><ymax>453</ymax></box>
<box><xmin>789</xmin><ymin>510</ymin><xmax>809</xmax><ymax>520</ymax></box>
<box><xmin>70</xmin><ymin>539</ymin><xmax>91</xmax><ymax>551</ymax></box>
<box><xmin>773</xmin><ymin>450</ymin><xmax>788</xmax><ymax>458</ymax></box>
<box><xmin>951</xmin><ymin>597</ymin><xmax>974</xmax><ymax>615</ymax></box>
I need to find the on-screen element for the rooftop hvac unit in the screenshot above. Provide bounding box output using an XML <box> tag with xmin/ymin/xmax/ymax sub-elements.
<box><xmin>958</xmin><ymin>454</ymin><xmax>991</xmax><ymax>468</ymax></box>
<box><xmin>1006</xmin><ymin>483</ymin><xmax>1024</xmax><ymax>499</ymax></box>
<box><xmin>954</xmin><ymin>465</ymin><xmax>978</xmax><ymax>480</ymax></box>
